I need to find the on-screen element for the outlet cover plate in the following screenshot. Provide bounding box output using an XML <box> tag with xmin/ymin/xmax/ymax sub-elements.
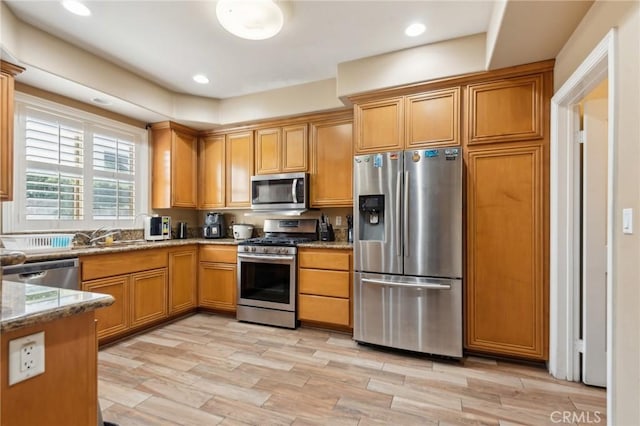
<box><xmin>9</xmin><ymin>331</ymin><xmax>45</xmax><ymax>385</ymax></box>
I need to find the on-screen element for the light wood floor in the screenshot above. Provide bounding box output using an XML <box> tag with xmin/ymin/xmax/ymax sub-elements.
<box><xmin>98</xmin><ymin>313</ymin><xmax>606</xmax><ymax>425</ymax></box>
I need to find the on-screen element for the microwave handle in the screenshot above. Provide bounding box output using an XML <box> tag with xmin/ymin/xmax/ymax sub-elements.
<box><xmin>292</xmin><ymin>178</ymin><xmax>298</xmax><ymax>203</ymax></box>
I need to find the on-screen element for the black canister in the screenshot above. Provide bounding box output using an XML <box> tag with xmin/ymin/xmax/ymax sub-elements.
<box><xmin>177</xmin><ymin>222</ymin><xmax>188</xmax><ymax>239</ymax></box>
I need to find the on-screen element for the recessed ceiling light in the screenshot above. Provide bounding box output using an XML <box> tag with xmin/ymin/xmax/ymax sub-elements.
<box><xmin>405</xmin><ymin>23</ymin><xmax>426</xmax><ymax>37</ymax></box>
<box><xmin>91</xmin><ymin>97</ymin><xmax>111</xmax><ymax>106</ymax></box>
<box><xmin>61</xmin><ymin>0</ymin><xmax>91</xmax><ymax>17</ymax></box>
<box><xmin>216</xmin><ymin>0</ymin><xmax>285</xmax><ymax>41</ymax></box>
<box><xmin>193</xmin><ymin>74</ymin><xmax>210</xmax><ymax>84</ymax></box>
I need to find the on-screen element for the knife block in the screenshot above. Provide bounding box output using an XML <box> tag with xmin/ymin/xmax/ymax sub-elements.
<box><xmin>319</xmin><ymin>223</ymin><xmax>335</xmax><ymax>241</ymax></box>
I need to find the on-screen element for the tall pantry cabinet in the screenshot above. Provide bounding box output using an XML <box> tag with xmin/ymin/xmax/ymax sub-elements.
<box><xmin>464</xmin><ymin>62</ymin><xmax>552</xmax><ymax>360</ymax></box>
<box><xmin>350</xmin><ymin>60</ymin><xmax>553</xmax><ymax>361</ymax></box>
<box><xmin>0</xmin><ymin>61</ymin><xmax>25</xmax><ymax>201</ymax></box>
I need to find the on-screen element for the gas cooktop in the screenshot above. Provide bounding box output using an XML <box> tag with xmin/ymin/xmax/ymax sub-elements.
<box><xmin>238</xmin><ymin>236</ymin><xmax>313</xmax><ymax>247</ymax></box>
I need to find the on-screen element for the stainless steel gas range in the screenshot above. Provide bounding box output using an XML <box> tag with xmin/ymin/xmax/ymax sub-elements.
<box><xmin>236</xmin><ymin>218</ymin><xmax>317</xmax><ymax>329</ymax></box>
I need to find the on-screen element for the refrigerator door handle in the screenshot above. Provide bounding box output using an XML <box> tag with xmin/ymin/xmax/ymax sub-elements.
<box><xmin>396</xmin><ymin>171</ymin><xmax>402</xmax><ymax>257</ymax></box>
<box><xmin>361</xmin><ymin>278</ymin><xmax>451</xmax><ymax>290</ymax></box>
<box><xmin>404</xmin><ymin>171</ymin><xmax>409</xmax><ymax>258</ymax></box>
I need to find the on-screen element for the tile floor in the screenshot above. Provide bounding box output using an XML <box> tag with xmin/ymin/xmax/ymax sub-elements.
<box><xmin>98</xmin><ymin>313</ymin><xmax>606</xmax><ymax>425</ymax></box>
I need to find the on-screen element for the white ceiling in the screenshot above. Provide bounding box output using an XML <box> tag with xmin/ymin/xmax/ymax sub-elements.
<box><xmin>4</xmin><ymin>0</ymin><xmax>494</xmax><ymax>99</ymax></box>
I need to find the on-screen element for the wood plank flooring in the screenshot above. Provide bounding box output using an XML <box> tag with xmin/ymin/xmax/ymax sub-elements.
<box><xmin>98</xmin><ymin>313</ymin><xmax>606</xmax><ymax>425</ymax></box>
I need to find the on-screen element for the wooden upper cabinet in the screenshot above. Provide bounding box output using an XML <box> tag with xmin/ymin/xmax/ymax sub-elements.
<box><xmin>281</xmin><ymin>124</ymin><xmax>308</xmax><ymax>172</ymax></box>
<box><xmin>467</xmin><ymin>74</ymin><xmax>543</xmax><ymax>145</ymax></box>
<box><xmin>1</xmin><ymin>61</ymin><xmax>25</xmax><ymax>201</ymax></box>
<box><xmin>255</xmin><ymin>128</ymin><xmax>282</xmax><ymax>175</ymax></box>
<box><xmin>310</xmin><ymin>116</ymin><xmax>353</xmax><ymax>207</ymax></box>
<box><xmin>226</xmin><ymin>131</ymin><xmax>254</xmax><ymax>207</ymax></box>
<box><xmin>255</xmin><ymin>124</ymin><xmax>308</xmax><ymax>175</ymax></box>
<box><xmin>198</xmin><ymin>134</ymin><xmax>226</xmax><ymax>209</ymax></box>
<box><xmin>465</xmin><ymin>144</ymin><xmax>546</xmax><ymax>360</ymax></box>
<box><xmin>354</xmin><ymin>97</ymin><xmax>403</xmax><ymax>153</ymax></box>
<box><xmin>405</xmin><ymin>87</ymin><xmax>460</xmax><ymax>148</ymax></box>
<box><xmin>150</xmin><ymin>121</ymin><xmax>198</xmax><ymax>209</ymax></box>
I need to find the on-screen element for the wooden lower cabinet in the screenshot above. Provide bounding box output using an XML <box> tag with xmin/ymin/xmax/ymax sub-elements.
<box><xmin>297</xmin><ymin>248</ymin><xmax>352</xmax><ymax>327</ymax></box>
<box><xmin>198</xmin><ymin>245</ymin><xmax>237</xmax><ymax>312</ymax></box>
<box><xmin>465</xmin><ymin>144</ymin><xmax>547</xmax><ymax>360</ymax></box>
<box><xmin>82</xmin><ymin>275</ymin><xmax>129</xmax><ymax>340</ymax></box>
<box><xmin>168</xmin><ymin>246</ymin><xmax>197</xmax><ymax>314</ymax></box>
<box><xmin>130</xmin><ymin>268</ymin><xmax>168</xmax><ymax>328</ymax></box>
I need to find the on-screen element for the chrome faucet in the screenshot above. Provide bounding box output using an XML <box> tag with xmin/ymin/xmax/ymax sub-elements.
<box><xmin>75</xmin><ymin>227</ymin><xmax>121</xmax><ymax>246</ymax></box>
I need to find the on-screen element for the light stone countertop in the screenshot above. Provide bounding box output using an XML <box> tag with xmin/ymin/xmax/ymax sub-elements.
<box><xmin>1</xmin><ymin>281</ymin><xmax>114</xmax><ymax>332</ymax></box>
<box><xmin>5</xmin><ymin>238</ymin><xmax>351</xmax><ymax>263</ymax></box>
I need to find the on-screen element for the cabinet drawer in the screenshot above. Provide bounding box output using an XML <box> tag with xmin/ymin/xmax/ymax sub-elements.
<box><xmin>298</xmin><ymin>248</ymin><xmax>351</xmax><ymax>270</ymax></box>
<box><xmin>298</xmin><ymin>294</ymin><xmax>350</xmax><ymax>326</ymax></box>
<box><xmin>81</xmin><ymin>249</ymin><xmax>167</xmax><ymax>281</ymax></box>
<box><xmin>199</xmin><ymin>245</ymin><xmax>237</xmax><ymax>263</ymax></box>
<box><xmin>299</xmin><ymin>269</ymin><xmax>349</xmax><ymax>298</ymax></box>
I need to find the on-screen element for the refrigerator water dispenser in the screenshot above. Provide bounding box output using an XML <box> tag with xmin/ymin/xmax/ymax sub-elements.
<box><xmin>358</xmin><ymin>194</ymin><xmax>384</xmax><ymax>240</ymax></box>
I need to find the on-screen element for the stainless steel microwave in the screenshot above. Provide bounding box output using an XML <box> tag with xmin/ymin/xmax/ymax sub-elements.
<box><xmin>251</xmin><ymin>172</ymin><xmax>308</xmax><ymax>211</ymax></box>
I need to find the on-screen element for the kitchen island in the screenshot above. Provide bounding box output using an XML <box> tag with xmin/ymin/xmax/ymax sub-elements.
<box><xmin>0</xmin><ymin>280</ymin><xmax>114</xmax><ymax>426</ymax></box>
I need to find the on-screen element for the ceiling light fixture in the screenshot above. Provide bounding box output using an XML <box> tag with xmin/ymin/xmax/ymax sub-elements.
<box><xmin>61</xmin><ymin>0</ymin><xmax>91</xmax><ymax>16</ymax></box>
<box><xmin>193</xmin><ymin>74</ymin><xmax>210</xmax><ymax>84</ymax></box>
<box><xmin>405</xmin><ymin>23</ymin><xmax>426</xmax><ymax>37</ymax></box>
<box><xmin>216</xmin><ymin>0</ymin><xmax>285</xmax><ymax>41</ymax></box>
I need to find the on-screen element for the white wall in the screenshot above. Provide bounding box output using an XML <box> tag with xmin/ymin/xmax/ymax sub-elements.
<box><xmin>554</xmin><ymin>1</ymin><xmax>640</xmax><ymax>423</ymax></box>
<box><xmin>336</xmin><ymin>33</ymin><xmax>486</xmax><ymax>98</ymax></box>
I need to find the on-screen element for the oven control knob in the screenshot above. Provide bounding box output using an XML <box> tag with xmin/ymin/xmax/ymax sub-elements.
<box><xmin>251</xmin><ymin>247</ymin><xmax>256</xmax><ymax>252</ymax></box>
<box><xmin>243</xmin><ymin>246</ymin><xmax>249</xmax><ymax>252</ymax></box>
<box><xmin>279</xmin><ymin>248</ymin><xmax>286</xmax><ymax>254</ymax></box>
<box><xmin>262</xmin><ymin>247</ymin><xmax>268</xmax><ymax>253</ymax></box>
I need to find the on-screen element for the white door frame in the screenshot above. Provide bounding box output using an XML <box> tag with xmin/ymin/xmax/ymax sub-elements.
<box><xmin>549</xmin><ymin>26</ymin><xmax>616</xmax><ymax>412</ymax></box>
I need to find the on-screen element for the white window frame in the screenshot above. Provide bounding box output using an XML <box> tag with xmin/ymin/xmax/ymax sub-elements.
<box><xmin>3</xmin><ymin>93</ymin><xmax>149</xmax><ymax>232</ymax></box>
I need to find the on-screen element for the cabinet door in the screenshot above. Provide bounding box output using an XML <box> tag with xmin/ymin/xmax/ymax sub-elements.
<box><xmin>130</xmin><ymin>268</ymin><xmax>168</xmax><ymax>328</ymax></box>
<box><xmin>198</xmin><ymin>262</ymin><xmax>237</xmax><ymax>312</ymax></box>
<box><xmin>406</xmin><ymin>87</ymin><xmax>460</xmax><ymax>148</ymax></box>
<box><xmin>299</xmin><ymin>294</ymin><xmax>350</xmax><ymax>326</ymax></box>
<box><xmin>168</xmin><ymin>247</ymin><xmax>197</xmax><ymax>314</ymax></box>
<box><xmin>226</xmin><ymin>131</ymin><xmax>254</xmax><ymax>207</ymax></box>
<box><xmin>354</xmin><ymin>97</ymin><xmax>403</xmax><ymax>153</ymax></box>
<box><xmin>171</xmin><ymin>128</ymin><xmax>198</xmax><ymax>207</ymax></box>
<box><xmin>465</xmin><ymin>145</ymin><xmax>546</xmax><ymax>360</ymax></box>
<box><xmin>310</xmin><ymin>118</ymin><xmax>353</xmax><ymax>207</ymax></box>
<box><xmin>255</xmin><ymin>128</ymin><xmax>281</xmax><ymax>175</ymax></box>
<box><xmin>467</xmin><ymin>75</ymin><xmax>543</xmax><ymax>145</ymax></box>
<box><xmin>281</xmin><ymin>124</ymin><xmax>308</xmax><ymax>172</ymax></box>
<box><xmin>83</xmin><ymin>275</ymin><xmax>129</xmax><ymax>341</ymax></box>
<box><xmin>0</xmin><ymin>62</ymin><xmax>23</xmax><ymax>201</ymax></box>
<box><xmin>198</xmin><ymin>135</ymin><xmax>226</xmax><ymax>209</ymax></box>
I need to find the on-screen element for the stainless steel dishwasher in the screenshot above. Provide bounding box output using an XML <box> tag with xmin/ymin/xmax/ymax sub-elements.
<box><xmin>2</xmin><ymin>258</ymin><xmax>79</xmax><ymax>289</ymax></box>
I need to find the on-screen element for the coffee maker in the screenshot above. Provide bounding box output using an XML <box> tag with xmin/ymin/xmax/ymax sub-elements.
<box><xmin>203</xmin><ymin>212</ymin><xmax>225</xmax><ymax>239</ymax></box>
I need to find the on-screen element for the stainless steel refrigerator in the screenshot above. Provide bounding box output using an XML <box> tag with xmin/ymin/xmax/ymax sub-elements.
<box><xmin>353</xmin><ymin>147</ymin><xmax>463</xmax><ymax>357</ymax></box>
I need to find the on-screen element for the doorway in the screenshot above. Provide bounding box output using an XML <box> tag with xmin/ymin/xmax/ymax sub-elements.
<box><xmin>549</xmin><ymin>27</ymin><xmax>616</xmax><ymax>411</ymax></box>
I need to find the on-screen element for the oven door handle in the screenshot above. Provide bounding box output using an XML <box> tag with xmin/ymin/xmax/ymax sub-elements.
<box><xmin>238</xmin><ymin>254</ymin><xmax>296</xmax><ymax>262</ymax></box>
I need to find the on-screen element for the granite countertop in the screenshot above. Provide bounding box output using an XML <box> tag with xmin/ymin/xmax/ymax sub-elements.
<box><xmin>1</xmin><ymin>281</ymin><xmax>114</xmax><ymax>332</ymax></box>
<box><xmin>297</xmin><ymin>241</ymin><xmax>353</xmax><ymax>249</ymax></box>
<box><xmin>3</xmin><ymin>237</ymin><xmax>351</xmax><ymax>263</ymax></box>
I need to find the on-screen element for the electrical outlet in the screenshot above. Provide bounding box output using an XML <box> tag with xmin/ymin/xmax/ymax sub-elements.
<box><xmin>9</xmin><ymin>332</ymin><xmax>45</xmax><ymax>385</ymax></box>
<box><xmin>335</xmin><ymin>216</ymin><xmax>342</xmax><ymax>226</ymax></box>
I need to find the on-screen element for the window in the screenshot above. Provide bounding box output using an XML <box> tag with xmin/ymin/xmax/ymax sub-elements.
<box><xmin>3</xmin><ymin>93</ymin><xmax>148</xmax><ymax>232</ymax></box>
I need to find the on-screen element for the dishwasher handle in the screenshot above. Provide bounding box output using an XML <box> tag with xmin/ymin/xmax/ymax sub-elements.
<box><xmin>17</xmin><ymin>271</ymin><xmax>48</xmax><ymax>281</ymax></box>
<box><xmin>361</xmin><ymin>278</ymin><xmax>451</xmax><ymax>290</ymax></box>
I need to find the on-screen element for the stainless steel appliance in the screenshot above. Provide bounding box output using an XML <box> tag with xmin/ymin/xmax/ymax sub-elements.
<box><xmin>3</xmin><ymin>258</ymin><xmax>80</xmax><ymax>289</ymax></box>
<box><xmin>353</xmin><ymin>147</ymin><xmax>463</xmax><ymax>358</ymax></box>
<box><xmin>203</xmin><ymin>212</ymin><xmax>225</xmax><ymax>239</ymax></box>
<box><xmin>144</xmin><ymin>215</ymin><xmax>171</xmax><ymax>241</ymax></box>
<box><xmin>237</xmin><ymin>218</ymin><xmax>317</xmax><ymax>329</ymax></box>
<box><xmin>250</xmin><ymin>172</ymin><xmax>308</xmax><ymax>213</ymax></box>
